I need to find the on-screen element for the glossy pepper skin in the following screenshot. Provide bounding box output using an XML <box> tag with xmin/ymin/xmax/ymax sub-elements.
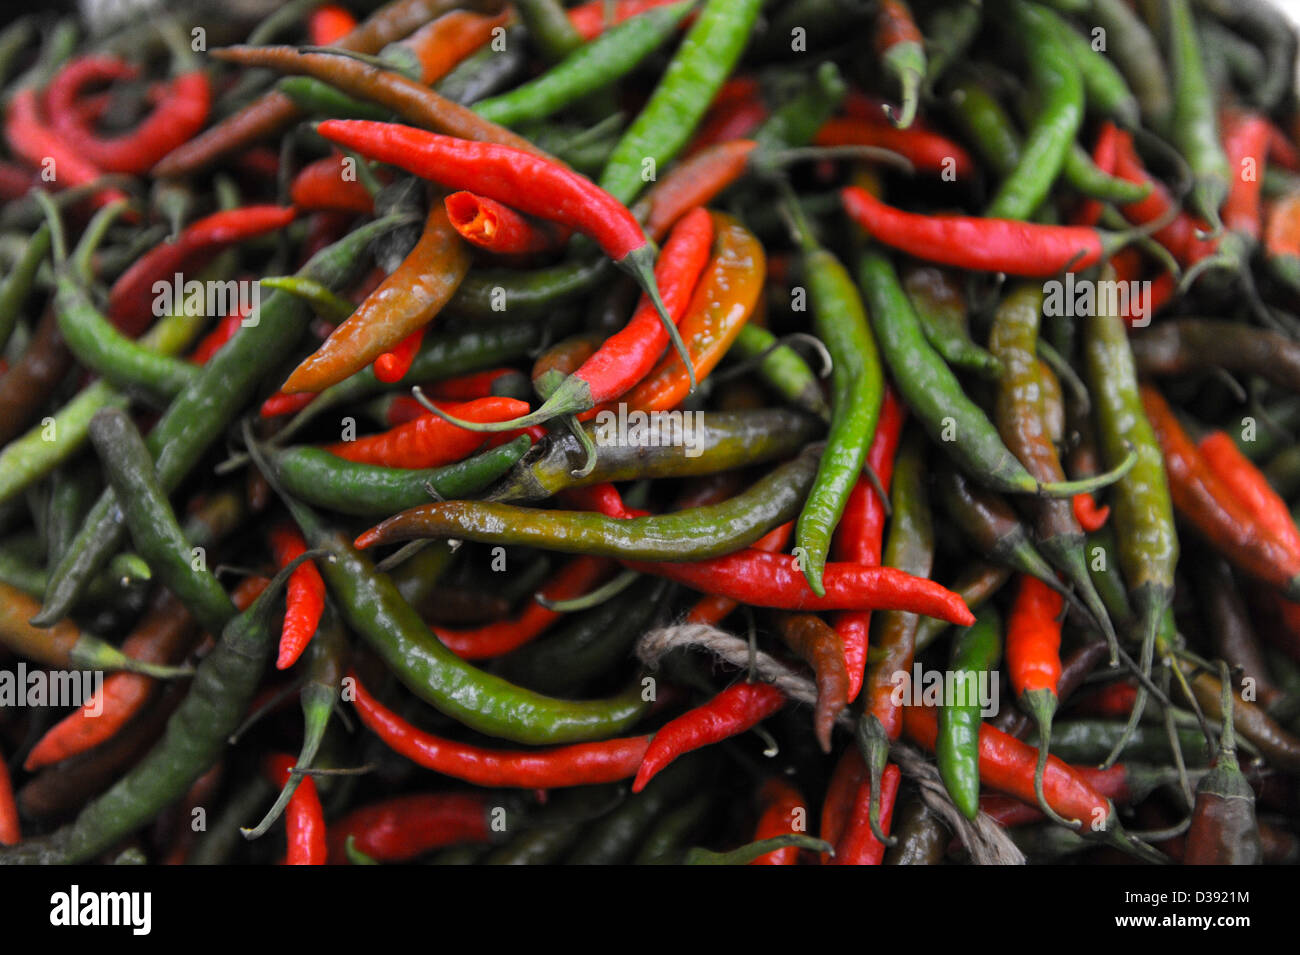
<box><xmin>1185</xmin><ymin>667</ymin><xmax>1262</xmax><ymax>864</ymax></box>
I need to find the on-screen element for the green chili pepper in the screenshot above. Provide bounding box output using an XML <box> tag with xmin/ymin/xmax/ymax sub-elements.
<box><xmin>247</xmin><ymin>426</ymin><xmax>652</xmax><ymax>745</ymax></box>
<box><xmin>856</xmin><ymin>249</ymin><xmax>1132</xmax><ymax>497</ymax></box>
<box><xmin>269</xmin><ymin>437</ymin><xmax>531</xmax><ymax>517</ymax></box>
<box><xmin>751</xmin><ymin>61</ymin><xmax>848</xmax><ymax>157</ymax></box>
<box><xmin>1049</xmin><ymin>720</ymin><xmax>1212</xmax><ymax>765</ymax></box>
<box><xmin>923</xmin><ymin>0</ymin><xmax>982</xmax><ymax>93</ymax></box>
<box><xmin>3</xmin><ymin>16</ymin><xmax>76</xmax><ymax>103</ymax></box>
<box><xmin>1082</xmin><ymin>268</ymin><xmax>1178</xmax><ymax>761</ymax></box>
<box><xmin>1092</xmin><ymin>0</ymin><xmax>1172</xmax><ymax>129</ymax></box>
<box><xmin>45</xmin><ymin>463</ymin><xmax>98</xmax><ymax>571</ymax></box>
<box><xmin>0</xmin><ymin>222</ymin><xmax>49</xmax><ymax>354</ymax></box>
<box><xmin>498</xmin><ymin>577</ymin><xmax>669</xmax><ymax>697</ymax></box>
<box><xmin>1037</xmin><ymin>4</ymin><xmax>1140</xmax><ymax>127</ymax></box>
<box><xmin>434</xmin><ymin>26</ymin><xmax>527</xmax><ymax>105</ymax></box>
<box><xmin>363</xmin><ymin>443</ymin><xmax>822</xmax><ymax>560</ymax></box>
<box><xmin>599</xmin><ymin>0</ymin><xmax>764</xmax><ymax>205</ymax></box>
<box><xmin>0</xmin><ymin>17</ymin><xmax>33</xmax><ymax>89</ymax></box>
<box><xmin>33</xmin><ymin>214</ymin><xmax>413</xmax><ymax>627</ymax></box>
<box><xmin>1166</xmin><ymin>0</ymin><xmax>1231</xmax><ymax>234</ymax></box>
<box><xmin>449</xmin><ymin>257</ymin><xmax>610</xmax><ymax>320</ymax></box>
<box><xmin>476</xmin><ymin>3</ymin><xmax>692</xmax><ymax>127</ymax></box>
<box><xmin>901</xmin><ymin>264</ymin><xmax>1000</xmax><ymax>379</ymax></box>
<box><xmin>513</xmin><ymin>0</ymin><xmax>585</xmax><ymax>61</ymax></box>
<box><xmin>989</xmin><ymin>283</ymin><xmax>1117</xmax><ymax>654</ymax></box>
<box><xmin>937</xmin><ymin>604</ymin><xmax>1002</xmax><ymax>820</ymax></box>
<box><xmin>0</xmin><ymin>553</ymin><xmax>319</xmax><ymax>864</ymax></box>
<box><xmin>244</xmin><ymin>606</ymin><xmax>348</xmax><ymax>840</ymax></box>
<box><xmin>984</xmin><ymin>0</ymin><xmax>1084</xmax><ymax>220</ymax></box>
<box><xmin>88</xmin><ymin>407</ymin><xmax>236</xmax><ymax>637</ymax></box>
<box><xmin>910</xmin><ymin>562</ymin><xmax>1010</xmax><ymax>655</ymax></box>
<box><xmin>278</xmin><ymin>75</ymin><xmax>393</xmax><ymax>120</ymax></box>
<box><xmin>783</xmin><ymin>199</ymin><xmax>882</xmax><ymax>597</ymax></box>
<box><xmin>189</xmin><ymin>777</ymin><xmax>276</xmax><ymax>866</ymax></box>
<box><xmin>726</xmin><ymin>325</ymin><xmax>831</xmax><ymax>422</ymax></box>
<box><xmin>935</xmin><ymin>462</ymin><xmax>1080</xmax><ymax>607</ymax></box>
<box><xmin>634</xmin><ymin>792</ymin><xmax>716</xmax><ymax>864</ymax></box>
<box><xmin>567</xmin><ymin>755</ymin><xmax>707</xmax><ymax>864</ymax></box>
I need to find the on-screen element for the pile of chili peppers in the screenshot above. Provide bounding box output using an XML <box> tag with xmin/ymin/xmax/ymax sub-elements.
<box><xmin>1</xmin><ymin>0</ymin><xmax>1300</xmax><ymax>867</ymax></box>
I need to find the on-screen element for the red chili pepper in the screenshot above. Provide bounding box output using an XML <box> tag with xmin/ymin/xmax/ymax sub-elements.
<box><xmin>979</xmin><ymin>763</ymin><xmax>1151</xmax><ymax>828</ymax></box>
<box><xmin>832</xmin><ymin>763</ymin><xmax>900</xmax><ymax>865</ymax></box>
<box><xmin>107</xmin><ymin>205</ymin><xmax>297</xmax><ymax>336</ymax></box>
<box><xmin>327</xmin><ymin>792</ymin><xmax>491</xmax><ymax>863</ymax></box>
<box><xmin>424</xmin><ymin>367</ymin><xmax>524</xmax><ymax>402</ymax></box>
<box><xmin>1111</xmin><ymin>130</ymin><xmax>1216</xmax><ymax>266</ymax></box>
<box><xmin>433</xmin><ymin>557</ymin><xmax>613</xmax><ymax>659</ymax></box>
<box><xmin>1073</xmin><ymin>122</ymin><xmax>1125</xmax><ymax>228</ymax></box>
<box><xmin>841</xmin><ymin>185</ymin><xmax>1124</xmax><ymax>276</ymax></box>
<box><xmin>1266</xmin><ymin>121</ymin><xmax>1300</xmax><ymax>171</ymax></box>
<box><xmin>325</xmin><ymin>396</ymin><xmax>531</xmax><ymax>468</ymax></box>
<box><xmin>3</xmin><ymin>88</ymin><xmax>128</xmax><ymax>209</ymax></box>
<box><xmin>21</xmin><ymin>577</ymin><xmax>266</xmax><ymax>772</ymax></box>
<box><xmin>443</xmin><ymin>191</ymin><xmax>570</xmax><ymax>255</ymax></box>
<box><xmin>400</xmin><ymin>9</ymin><xmax>511</xmax><ymax>85</ymax></box>
<box><xmin>832</xmin><ymin>387</ymin><xmax>904</xmax><ymax>702</ymax></box>
<box><xmin>525</xmin><ymin>207</ymin><xmax>713</xmax><ymax>424</ymax></box>
<box><xmin>567</xmin><ymin>0</ymin><xmax>684</xmax><ymax>38</ymax></box>
<box><xmin>819</xmin><ymin>746</ymin><xmax>866</xmax><ymax>862</ymax></box>
<box><xmin>685</xmin><ymin>522</ymin><xmax>793</xmax><ymax>624</ymax></box>
<box><xmin>315</xmin><ymin>120</ymin><xmax>687</xmax><ymax>373</ymax></box>
<box><xmin>815</xmin><ymin>117</ymin><xmax>975</xmax><ymax>178</ymax></box>
<box><xmin>1221</xmin><ymin>108</ymin><xmax>1271</xmax><ymax>242</ymax></box>
<box><xmin>903</xmin><ymin>705</ymin><xmax>1111</xmax><ymax>826</ymax></box>
<box><xmin>1007</xmin><ymin>575</ymin><xmax>1063</xmax><ymax>700</ymax></box>
<box><xmin>635</xmin><ymin>140</ymin><xmax>756</xmax><ymax>243</ymax></box>
<box><xmin>0</xmin><ymin>748</ymin><xmax>19</xmax><ymax>846</ymax></box>
<box><xmin>189</xmin><ymin>306</ymin><xmax>252</xmax><ymax>365</ymax></box>
<box><xmin>689</xmin><ymin>95</ymin><xmax>768</xmax><ymax>154</ymax></box>
<box><xmin>351</xmin><ymin>671</ymin><xmax>651</xmax><ymax>786</ymax></box>
<box><xmin>269</xmin><ymin>524</ymin><xmax>327</xmax><ymax>670</ymax></box>
<box><xmin>308</xmin><ymin>4</ymin><xmax>358</xmax><ymax>45</ymax></box>
<box><xmin>632</xmin><ymin>681</ymin><xmax>786</xmax><ymax>792</ymax></box>
<box><xmin>265</xmin><ymin>753</ymin><xmax>327</xmax><ymax>865</ymax></box>
<box><xmin>1072</xmin><ymin>680</ymin><xmax>1139</xmax><ymax>719</ymax></box>
<box><xmin>46</xmin><ymin>57</ymin><xmax>211</xmax><ymax>175</ymax></box>
<box><xmin>290</xmin><ymin>153</ymin><xmax>376</xmax><ymax>214</ymax></box>
<box><xmin>625</xmin><ymin>550</ymin><xmax>975</xmax><ymax>623</ymax></box>
<box><xmin>373</xmin><ymin>326</ymin><xmax>426</xmax><ymax>384</ymax></box>
<box><xmin>1072</xmin><ymin>494</ymin><xmax>1110</xmax><ymax>532</ymax></box>
<box><xmin>1198</xmin><ymin>430</ymin><xmax>1300</xmax><ymax>561</ymax></box>
<box><xmin>750</xmin><ymin>777</ymin><xmax>807</xmax><ymax>865</ymax></box>
<box><xmin>1142</xmin><ymin>386</ymin><xmax>1300</xmax><ymax>598</ymax></box>
<box><xmin>261</xmin><ymin>391</ymin><xmax>316</xmax><ymax>418</ymax></box>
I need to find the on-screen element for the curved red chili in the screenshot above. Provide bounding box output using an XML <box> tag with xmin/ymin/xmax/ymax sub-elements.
<box><xmin>265</xmin><ymin>753</ymin><xmax>326</xmax><ymax>865</ymax></box>
<box><xmin>268</xmin><ymin>523</ymin><xmax>326</xmax><ymax>670</ymax></box>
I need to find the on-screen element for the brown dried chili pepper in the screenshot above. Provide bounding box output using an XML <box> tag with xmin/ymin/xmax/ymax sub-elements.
<box><xmin>1140</xmin><ymin>385</ymin><xmax>1300</xmax><ymax>600</ymax></box>
<box><xmin>776</xmin><ymin>613</ymin><xmax>849</xmax><ymax>753</ymax></box>
<box><xmin>351</xmin><ymin>671</ymin><xmax>651</xmax><ymax>786</ymax></box>
<box><xmin>1196</xmin><ymin>557</ymin><xmax>1282</xmax><ymax>710</ymax></box>
<box><xmin>1184</xmin><ymin>669</ymin><xmax>1300</xmax><ymax>775</ymax></box>
<box><xmin>153</xmin><ymin>0</ymin><xmax>504</xmax><ymax>176</ymax></box>
<box><xmin>1184</xmin><ymin>666</ymin><xmax>1262</xmax><ymax>865</ymax></box>
<box><xmin>107</xmin><ymin>206</ymin><xmax>297</xmax><ymax>337</ymax></box>
<box><xmin>0</xmin><ymin>304</ymin><xmax>73</xmax><ymax>447</ymax></box>
<box><xmin>1129</xmin><ymin>318</ymin><xmax>1300</xmax><ymax>395</ymax></box>
<box><xmin>632</xmin><ymin>681</ymin><xmax>786</xmax><ymax>792</ymax></box>
<box><xmin>281</xmin><ymin>203</ymin><xmax>470</xmax><ymax>393</ymax></box>
<box><xmin>208</xmin><ymin>44</ymin><xmax>548</xmax><ymax>160</ymax></box>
